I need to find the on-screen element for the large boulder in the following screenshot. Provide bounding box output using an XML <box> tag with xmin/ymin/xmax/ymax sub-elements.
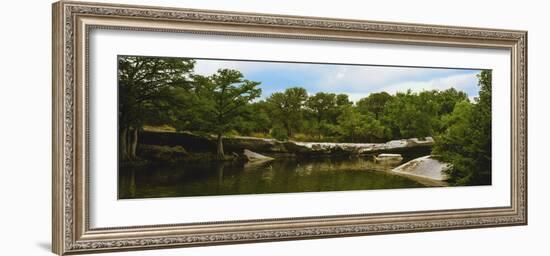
<box><xmin>224</xmin><ymin>136</ymin><xmax>288</xmax><ymax>153</ymax></box>
<box><xmin>391</xmin><ymin>155</ymin><xmax>449</xmax><ymax>186</ymax></box>
<box><xmin>243</xmin><ymin>149</ymin><xmax>274</xmax><ymax>162</ymax></box>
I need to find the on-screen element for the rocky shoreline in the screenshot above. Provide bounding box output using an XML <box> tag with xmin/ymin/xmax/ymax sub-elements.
<box><xmin>139</xmin><ymin>130</ymin><xmax>435</xmax><ymax>157</ymax></box>
<box><xmin>133</xmin><ymin>131</ymin><xmax>450</xmax><ymax>187</ymax></box>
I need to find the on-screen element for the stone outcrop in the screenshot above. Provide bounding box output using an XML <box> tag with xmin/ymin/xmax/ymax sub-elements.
<box><xmin>137</xmin><ymin>144</ymin><xmax>188</xmax><ymax>162</ymax></box>
<box><xmin>291</xmin><ymin>137</ymin><xmax>434</xmax><ymax>155</ymax></box>
<box><xmin>391</xmin><ymin>155</ymin><xmax>449</xmax><ymax>186</ymax></box>
<box><xmin>243</xmin><ymin>149</ymin><xmax>274</xmax><ymax>162</ymax></box>
<box><xmin>140</xmin><ymin>131</ymin><xmax>434</xmax><ymax>156</ymax></box>
<box><xmin>223</xmin><ymin>136</ymin><xmax>289</xmax><ymax>153</ymax></box>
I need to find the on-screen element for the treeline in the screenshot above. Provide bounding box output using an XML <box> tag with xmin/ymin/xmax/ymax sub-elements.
<box><xmin>235</xmin><ymin>87</ymin><xmax>469</xmax><ymax>144</ymax></box>
<box><xmin>118</xmin><ymin>55</ymin><xmax>491</xmax><ymax>185</ymax></box>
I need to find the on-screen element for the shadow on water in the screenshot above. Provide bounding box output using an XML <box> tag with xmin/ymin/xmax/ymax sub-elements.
<box><xmin>119</xmin><ymin>153</ymin><xmax>428</xmax><ymax>199</ymax></box>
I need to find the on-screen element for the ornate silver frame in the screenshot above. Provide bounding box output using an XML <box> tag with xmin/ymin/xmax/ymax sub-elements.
<box><xmin>52</xmin><ymin>1</ymin><xmax>527</xmax><ymax>255</ymax></box>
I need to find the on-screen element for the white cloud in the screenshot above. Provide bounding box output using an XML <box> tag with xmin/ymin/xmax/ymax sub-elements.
<box><xmin>193</xmin><ymin>58</ymin><xmax>325</xmax><ymax>76</ymax></box>
<box><xmin>331</xmin><ymin>72</ymin><xmax>481</xmax><ymax>103</ymax></box>
<box><xmin>192</xmin><ymin>58</ymin><xmax>481</xmax><ymax>100</ymax></box>
<box><xmin>318</xmin><ymin>65</ymin><xmax>442</xmax><ymax>92</ymax></box>
<box><xmin>382</xmin><ymin>72</ymin><xmax>480</xmax><ymax>96</ymax></box>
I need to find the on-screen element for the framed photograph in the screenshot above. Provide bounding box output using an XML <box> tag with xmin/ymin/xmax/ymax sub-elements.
<box><xmin>52</xmin><ymin>1</ymin><xmax>527</xmax><ymax>255</ymax></box>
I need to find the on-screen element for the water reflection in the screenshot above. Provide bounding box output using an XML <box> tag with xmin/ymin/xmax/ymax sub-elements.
<box><xmin>119</xmin><ymin>156</ymin><xmax>425</xmax><ymax>199</ymax></box>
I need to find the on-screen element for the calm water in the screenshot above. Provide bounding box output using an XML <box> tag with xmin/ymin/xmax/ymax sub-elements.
<box><xmin>119</xmin><ymin>156</ymin><xmax>426</xmax><ymax>199</ymax></box>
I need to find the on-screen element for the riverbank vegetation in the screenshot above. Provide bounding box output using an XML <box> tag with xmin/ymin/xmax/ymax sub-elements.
<box><xmin>118</xmin><ymin>55</ymin><xmax>491</xmax><ymax>186</ymax></box>
<box><xmin>432</xmin><ymin>71</ymin><xmax>492</xmax><ymax>185</ymax></box>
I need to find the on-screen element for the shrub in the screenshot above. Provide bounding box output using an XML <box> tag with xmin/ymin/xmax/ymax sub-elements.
<box><xmin>270</xmin><ymin>126</ymin><xmax>288</xmax><ymax>141</ymax></box>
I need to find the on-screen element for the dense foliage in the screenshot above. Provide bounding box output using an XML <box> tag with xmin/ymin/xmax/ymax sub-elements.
<box><xmin>118</xmin><ymin>56</ymin><xmax>195</xmax><ymax>160</ymax></box>
<box><xmin>118</xmin><ymin>56</ymin><xmax>491</xmax><ymax>185</ymax></box>
<box><xmin>432</xmin><ymin>71</ymin><xmax>492</xmax><ymax>185</ymax></box>
<box><xmin>243</xmin><ymin>87</ymin><xmax>468</xmax><ymax>143</ymax></box>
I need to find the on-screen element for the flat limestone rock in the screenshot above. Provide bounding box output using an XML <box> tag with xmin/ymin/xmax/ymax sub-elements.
<box><xmin>142</xmin><ymin>131</ymin><xmax>434</xmax><ymax>156</ymax></box>
<box><xmin>243</xmin><ymin>149</ymin><xmax>274</xmax><ymax>162</ymax></box>
<box><xmin>292</xmin><ymin>137</ymin><xmax>434</xmax><ymax>154</ymax></box>
<box><xmin>392</xmin><ymin>155</ymin><xmax>449</xmax><ymax>182</ymax></box>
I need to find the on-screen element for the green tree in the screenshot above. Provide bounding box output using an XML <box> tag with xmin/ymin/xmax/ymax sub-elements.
<box><xmin>306</xmin><ymin>92</ymin><xmax>337</xmax><ymax>138</ymax></box>
<box><xmin>356</xmin><ymin>92</ymin><xmax>392</xmax><ymax>119</ymax></box>
<box><xmin>193</xmin><ymin>69</ymin><xmax>261</xmax><ymax>159</ymax></box>
<box><xmin>233</xmin><ymin>101</ymin><xmax>272</xmax><ymax>136</ymax></box>
<box><xmin>331</xmin><ymin>94</ymin><xmax>353</xmax><ymax>123</ymax></box>
<box><xmin>435</xmin><ymin>88</ymin><xmax>468</xmax><ymax>116</ymax></box>
<box><xmin>118</xmin><ymin>56</ymin><xmax>195</xmax><ymax>160</ymax></box>
<box><xmin>381</xmin><ymin>90</ymin><xmax>437</xmax><ymax>139</ymax></box>
<box><xmin>380</xmin><ymin>89</ymin><xmax>466</xmax><ymax>139</ymax></box>
<box><xmin>266</xmin><ymin>87</ymin><xmax>308</xmax><ymax>138</ymax></box>
<box><xmin>433</xmin><ymin>70</ymin><xmax>492</xmax><ymax>185</ymax></box>
<box><xmin>333</xmin><ymin>106</ymin><xmax>387</xmax><ymax>142</ymax></box>
<box><xmin>335</xmin><ymin>94</ymin><xmax>352</xmax><ymax>107</ymax></box>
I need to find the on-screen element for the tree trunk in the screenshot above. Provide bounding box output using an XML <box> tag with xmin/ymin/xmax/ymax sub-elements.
<box><xmin>120</xmin><ymin>127</ymin><xmax>129</xmax><ymax>161</ymax></box>
<box><xmin>128</xmin><ymin>128</ymin><xmax>138</xmax><ymax>160</ymax></box>
<box><xmin>216</xmin><ymin>133</ymin><xmax>225</xmax><ymax>160</ymax></box>
<box><xmin>126</xmin><ymin>128</ymin><xmax>132</xmax><ymax>159</ymax></box>
<box><xmin>285</xmin><ymin>122</ymin><xmax>292</xmax><ymax>138</ymax></box>
<box><xmin>317</xmin><ymin>116</ymin><xmax>322</xmax><ymax>139</ymax></box>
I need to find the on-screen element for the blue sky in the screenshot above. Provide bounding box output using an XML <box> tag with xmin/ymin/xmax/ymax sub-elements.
<box><xmin>193</xmin><ymin>59</ymin><xmax>482</xmax><ymax>102</ymax></box>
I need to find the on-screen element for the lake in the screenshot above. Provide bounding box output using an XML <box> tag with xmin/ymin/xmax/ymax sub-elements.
<box><xmin>119</xmin><ymin>154</ymin><xmax>428</xmax><ymax>199</ymax></box>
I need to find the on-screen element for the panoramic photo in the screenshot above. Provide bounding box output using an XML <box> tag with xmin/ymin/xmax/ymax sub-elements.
<box><xmin>117</xmin><ymin>55</ymin><xmax>492</xmax><ymax>199</ymax></box>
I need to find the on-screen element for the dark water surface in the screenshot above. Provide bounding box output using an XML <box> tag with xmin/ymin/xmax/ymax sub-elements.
<box><xmin>119</xmin><ymin>155</ymin><xmax>426</xmax><ymax>199</ymax></box>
